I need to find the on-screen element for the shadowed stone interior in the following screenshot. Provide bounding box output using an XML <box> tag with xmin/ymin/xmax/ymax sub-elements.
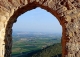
<box><xmin>0</xmin><ymin>0</ymin><xmax>80</xmax><ymax>57</ymax></box>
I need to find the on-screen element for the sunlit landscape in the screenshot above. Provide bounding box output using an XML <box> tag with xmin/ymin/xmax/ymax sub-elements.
<box><xmin>12</xmin><ymin>32</ymin><xmax>62</xmax><ymax>57</ymax></box>
<box><xmin>12</xmin><ymin>7</ymin><xmax>62</xmax><ymax>57</ymax></box>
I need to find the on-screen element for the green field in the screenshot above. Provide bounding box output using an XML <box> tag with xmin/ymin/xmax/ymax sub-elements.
<box><xmin>12</xmin><ymin>33</ymin><xmax>61</xmax><ymax>57</ymax></box>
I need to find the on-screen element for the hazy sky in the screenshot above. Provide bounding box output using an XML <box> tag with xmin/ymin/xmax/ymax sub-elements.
<box><xmin>12</xmin><ymin>7</ymin><xmax>62</xmax><ymax>33</ymax></box>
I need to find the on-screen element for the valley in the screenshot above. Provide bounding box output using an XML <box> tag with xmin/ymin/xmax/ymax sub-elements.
<box><xmin>12</xmin><ymin>32</ymin><xmax>62</xmax><ymax>57</ymax></box>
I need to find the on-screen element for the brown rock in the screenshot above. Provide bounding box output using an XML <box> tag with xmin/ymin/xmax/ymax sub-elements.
<box><xmin>0</xmin><ymin>0</ymin><xmax>80</xmax><ymax>57</ymax></box>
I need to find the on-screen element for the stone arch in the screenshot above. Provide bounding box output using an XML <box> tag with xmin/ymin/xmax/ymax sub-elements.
<box><xmin>0</xmin><ymin>0</ymin><xmax>80</xmax><ymax>57</ymax></box>
<box><xmin>6</xmin><ymin>2</ymin><xmax>66</xmax><ymax>57</ymax></box>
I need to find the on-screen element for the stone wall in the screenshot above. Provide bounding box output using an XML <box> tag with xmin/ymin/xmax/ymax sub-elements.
<box><xmin>0</xmin><ymin>0</ymin><xmax>80</xmax><ymax>57</ymax></box>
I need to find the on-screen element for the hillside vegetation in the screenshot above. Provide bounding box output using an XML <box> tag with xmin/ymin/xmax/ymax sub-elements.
<box><xmin>19</xmin><ymin>43</ymin><xmax>62</xmax><ymax>57</ymax></box>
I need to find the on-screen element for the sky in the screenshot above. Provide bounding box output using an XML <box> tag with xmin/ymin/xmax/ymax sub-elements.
<box><xmin>12</xmin><ymin>7</ymin><xmax>62</xmax><ymax>33</ymax></box>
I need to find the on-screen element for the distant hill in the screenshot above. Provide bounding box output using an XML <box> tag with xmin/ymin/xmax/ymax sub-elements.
<box><xmin>19</xmin><ymin>43</ymin><xmax>62</xmax><ymax>57</ymax></box>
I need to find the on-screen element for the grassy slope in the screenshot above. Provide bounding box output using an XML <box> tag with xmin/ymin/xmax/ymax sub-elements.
<box><xmin>20</xmin><ymin>43</ymin><xmax>62</xmax><ymax>57</ymax></box>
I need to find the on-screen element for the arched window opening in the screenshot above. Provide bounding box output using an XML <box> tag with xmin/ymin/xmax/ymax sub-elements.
<box><xmin>12</xmin><ymin>7</ymin><xmax>62</xmax><ymax>57</ymax></box>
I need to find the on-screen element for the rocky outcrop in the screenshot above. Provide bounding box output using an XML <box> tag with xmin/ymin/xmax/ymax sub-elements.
<box><xmin>0</xmin><ymin>0</ymin><xmax>80</xmax><ymax>57</ymax></box>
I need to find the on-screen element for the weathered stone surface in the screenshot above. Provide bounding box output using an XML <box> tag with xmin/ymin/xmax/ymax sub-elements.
<box><xmin>0</xmin><ymin>0</ymin><xmax>80</xmax><ymax>57</ymax></box>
